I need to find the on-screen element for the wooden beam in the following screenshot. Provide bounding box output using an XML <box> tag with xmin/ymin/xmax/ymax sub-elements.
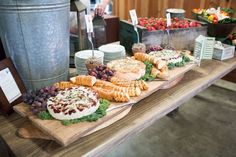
<box><xmin>113</xmin><ymin>0</ymin><xmax>235</xmax><ymax>19</ymax></box>
<box><xmin>200</xmin><ymin>0</ymin><xmax>206</xmax><ymax>8</ymax></box>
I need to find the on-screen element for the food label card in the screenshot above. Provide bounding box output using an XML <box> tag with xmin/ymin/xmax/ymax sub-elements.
<box><xmin>166</xmin><ymin>13</ymin><xmax>171</xmax><ymax>27</ymax></box>
<box><xmin>129</xmin><ymin>9</ymin><xmax>138</xmax><ymax>25</ymax></box>
<box><xmin>0</xmin><ymin>68</ymin><xmax>21</xmax><ymax>103</ymax></box>
<box><xmin>217</xmin><ymin>7</ymin><xmax>221</xmax><ymax>14</ymax></box>
<box><xmin>85</xmin><ymin>15</ymin><xmax>93</xmax><ymax>33</ymax></box>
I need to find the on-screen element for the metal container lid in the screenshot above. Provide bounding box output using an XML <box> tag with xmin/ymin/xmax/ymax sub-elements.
<box><xmin>166</xmin><ymin>8</ymin><xmax>186</xmax><ymax>14</ymax></box>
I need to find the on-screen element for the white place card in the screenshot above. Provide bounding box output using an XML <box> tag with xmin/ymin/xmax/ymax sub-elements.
<box><xmin>129</xmin><ymin>9</ymin><xmax>138</xmax><ymax>25</ymax></box>
<box><xmin>166</xmin><ymin>13</ymin><xmax>171</xmax><ymax>27</ymax></box>
<box><xmin>0</xmin><ymin>68</ymin><xmax>21</xmax><ymax>103</ymax></box>
<box><xmin>85</xmin><ymin>14</ymin><xmax>93</xmax><ymax>33</ymax></box>
<box><xmin>217</xmin><ymin>7</ymin><xmax>221</xmax><ymax>14</ymax></box>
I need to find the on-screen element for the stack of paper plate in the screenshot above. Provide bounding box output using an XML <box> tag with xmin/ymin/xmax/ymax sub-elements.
<box><xmin>98</xmin><ymin>44</ymin><xmax>126</xmax><ymax>64</ymax></box>
<box><xmin>74</xmin><ymin>50</ymin><xmax>104</xmax><ymax>75</ymax></box>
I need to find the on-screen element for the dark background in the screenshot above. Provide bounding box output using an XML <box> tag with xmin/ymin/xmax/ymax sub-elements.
<box><xmin>0</xmin><ymin>40</ymin><xmax>6</xmax><ymax>61</ymax></box>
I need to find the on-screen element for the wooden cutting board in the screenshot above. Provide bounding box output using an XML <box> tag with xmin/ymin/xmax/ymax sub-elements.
<box><xmin>14</xmin><ymin>103</ymin><xmax>132</xmax><ymax>146</ymax></box>
<box><xmin>13</xmin><ymin>63</ymin><xmax>196</xmax><ymax>146</ymax></box>
<box><xmin>130</xmin><ymin>63</ymin><xmax>197</xmax><ymax>102</ymax></box>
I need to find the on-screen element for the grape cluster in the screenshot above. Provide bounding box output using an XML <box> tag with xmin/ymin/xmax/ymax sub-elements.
<box><xmin>23</xmin><ymin>86</ymin><xmax>58</xmax><ymax>114</ymax></box>
<box><xmin>161</xmin><ymin>44</ymin><xmax>175</xmax><ymax>50</ymax></box>
<box><xmin>147</xmin><ymin>45</ymin><xmax>163</xmax><ymax>53</ymax></box>
<box><xmin>147</xmin><ymin>44</ymin><xmax>175</xmax><ymax>53</ymax></box>
<box><xmin>88</xmin><ymin>65</ymin><xmax>115</xmax><ymax>81</ymax></box>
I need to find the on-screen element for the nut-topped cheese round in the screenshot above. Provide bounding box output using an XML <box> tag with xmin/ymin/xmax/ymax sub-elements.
<box><xmin>47</xmin><ymin>87</ymin><xmax>99</xmax><ymax>120</ymax></box>
<box><xmin>149</xmin><ymin>49</ymin><xmax>183</xmax><ymax>64</ymax></box>
<box><xmin>107</xmin><ymin>58</ymin><xmax>146</xmax><ymax>81</ymax></box>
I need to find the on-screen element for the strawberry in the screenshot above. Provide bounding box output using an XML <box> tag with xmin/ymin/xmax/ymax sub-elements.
<box><xmin>173</xmin><ymin>17</ymin><xmax>179</xmax><ymax>22</ymax></box>
<box><xmin>213</xmin><ymin>19</ymin><xmax>218</xmax><ymax>24</ymax></box>
<box><xmin>137</xmin><ymin>17</ymin><xmax>201</xmax><ymax>30</ymax></box>
<box><xmin>138</xmin><ymin>21</ymin><xmax>144</xmax><ymax>26</ymax></box>
<box><xmin>189</xmin><ymin>21</ymin><xmax>196</xmax><ymax>27</ymax></box>
<box><xmin>227</xmin><ymin>34</ymin><xmax>233</xmax><ymax>40</ymax></box>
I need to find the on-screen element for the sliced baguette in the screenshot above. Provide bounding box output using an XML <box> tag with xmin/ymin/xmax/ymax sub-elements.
<box><xmin>72</xmin><ymin>75</ymin><xmax>96</xmax><ymax>87</ymax></box>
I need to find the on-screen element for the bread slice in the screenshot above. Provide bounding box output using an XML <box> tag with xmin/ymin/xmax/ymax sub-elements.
<box><xmin>94</xmin><ymin>79</ymin><xmax>142</xmax><ymax>97</ymax></box>
<box><xmin>71</xmin><ymin>75</ymin><xmax>96</xmax><ymax>87</ymax></box>
<box><xmin>107</xmin><ymin>58</ymin><xmax>146</xmax><ymax>81</ymax></box>
<box><xmin>53</xmin><ymin>81</ymin><xmax>76</xmax><ymax>90</ymax></box>
<box><xmin>92</xmin><ymin>87</ymin><xmax>130</xmax><ymax>102</ymax></box>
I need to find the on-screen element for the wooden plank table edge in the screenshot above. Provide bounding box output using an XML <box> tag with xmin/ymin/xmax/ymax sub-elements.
<box><xmin>82</xmin><ymin>59</ymin><xmax>236</xmax><ymax>157</ymax></box>
<box><xmin>3</xmin><ymin>58</ymin><xmax>236</xmax><ymax>157</ymax></box>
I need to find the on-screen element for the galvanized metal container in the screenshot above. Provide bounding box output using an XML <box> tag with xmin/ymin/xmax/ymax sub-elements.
<box><xmin>0</xmin><ymin>0</ymin><xmax>70</xmax><ymax>90</ymax></box>
<box><xmin>166</xmin><ymin>8</ymin><xmax>186</xmax><ymax>19</ymax></box>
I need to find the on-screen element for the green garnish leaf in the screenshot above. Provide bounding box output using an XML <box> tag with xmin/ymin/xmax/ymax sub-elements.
<box><xmin>182</xmin><ymin>55</ymin><xmax>190</xmax><ymax>63</ymax></box>
<box><xmin>175</xmin><ymin>61</ymin><xmax>185</xmax><ymax>67</ymax></box>
<box><xmin>167</xmin><ymin>55</ymin><xmax>190</xmax><ymax>70</ymax></box>
<box><xmin>168</xmin><ymin>63</ymin><xmax>175</xmax><ymax>70</ymax></box>
<box><xmin>61</xmin><ymin>99</ymin><xmax>110</xmax><ymax>125</ymax></box>
<box><xmin>139</xmin><ymin>61</ymin><xmax>155</xmax><ymax>81</ymax></box>
<box><xmin>38</xmin><ymin>111</ymin><xmax>53</xmax><ymax>120</ymax></box>
<box><xmin>38</xmin><ymin>99</ymin><xmax>110</xmax><ymax>126</ymax></box>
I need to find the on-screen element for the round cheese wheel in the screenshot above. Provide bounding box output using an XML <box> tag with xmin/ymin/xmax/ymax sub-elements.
<box><xmin>47</xmin><ymin>87</ymin><xmax>99</xmax><ymax>120</ymax></box>
<box><xmin>107</xmin><ymin>58</ymin><xmax>146</xmax><ymax>81</ymax></box>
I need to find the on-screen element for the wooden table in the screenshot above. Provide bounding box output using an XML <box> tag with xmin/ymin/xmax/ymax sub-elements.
<box><xmin>0</xmin><ymin>57</ymin><xmax>236</xmax><ymax>157</ymax></box>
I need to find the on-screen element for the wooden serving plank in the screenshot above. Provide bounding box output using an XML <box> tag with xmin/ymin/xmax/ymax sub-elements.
<box><xmin>17</xmin><ymin>106</ymin><xmax>132</xmax><ymax>141</ymax></box>
<box><xmin>14</xmin><ymin>103</ymin><xmax>132</xmax><ymax>146</ymax></box>
<box><xmin>131</xmin><ymin>63</ymin><xmax>196</xmax><ymax>104</ymax></box>
<box><xmin>13</xmin><ymin>63</ymin><xmax>196</xmax><ymax>146</ymax></box>
<box><xmin>17</xmin><ymin>121</ymin><xmax>53</xmax><ymax>140</ymax></box>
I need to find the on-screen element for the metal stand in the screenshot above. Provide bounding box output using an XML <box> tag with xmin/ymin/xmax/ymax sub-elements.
<box><xmin>70</xmin><ymin>0</ymin><xmax>88</xmax><ymax>50</ymax></box>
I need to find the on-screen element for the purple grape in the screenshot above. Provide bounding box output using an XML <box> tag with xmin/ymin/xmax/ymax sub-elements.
<box><xmin>102</xmin><ymin>75</ymin><xmax>108</xmax><ymax>80</ymax></box>
<box><xmin>107</xmin><ymin>76</ymin><xmax>112</xmax><ymax>81</ymax></box>
<box><xmin>41</xmin><ymin>102</ymin><xmax>47</xmax><ymax>108</ymax></box>
<box><xmin>34</xmin><ymin>96</ymin><xmax>40</xmax><ymax>101</ymax></box>
<box><xmin>50</xmin><ymin>91</ymin><xmax>56</xmax><ymax>96</ymax></box>
<box><xmin>23</xmin><ymin>85</ymin><xmax>58</xmax><ymax>115</ymax></box>
<box><xmin>101</xmin><ymin>71</ymin><xmax>106</xmax><ymax>75</ymax></box>
<box><xmin>32</xmin><ymin>109</ymin><xmax>39</xmax><ymax>114</ymax></box>
<box><xmin>97</xmin><ymin>73</ymin><xmax>102</xmax><ymax>79</ymax></box>
<box><xmin>147</xmin><ymin>45</ymin><xmax>164</xmax><ymax>53</ymax></box>
<box><xmin>34</xmin><ymin>101</ymin><xmax>42</xmax><ymax>107</ymax></box>
<box><xmin>43</xmin><ymin>86</ymin><xmax>50</xmax><ymax>92</ymax></box>
<box><xmin>88</xmin><ymin>69</ymin><xmax>92</xmax><ymax>73</ymax></box>
<box><xmin>38</xmin><ymin>97</ymin><xmax>44</xmax><ymax>103</ymax></box>
<box><xmin>43</xmin><ymin>93</ymin><xmax>48</xmax><ymax>99</ymax></box>
<box><xmin>87</xmin><ymin>65</ymin><xmax>115</xmax><ymax>81</ymax></box>
<box><xmin>50</xmin><ymin>86</ymin><xmax>56</xmax><ymax>91</ymax></box>
<box><xmin>31</xmin><ymin>93</ymin><xmax>36</xmax><ymax>99</ymax></box>
<box><xmin>90</xmin><ymin>71</ymin><xmax>97</xmax><ymax>77</ymax></box>
<box><xmin>28</xmin><ymin>99</ymin><xmax>34</xmax><ymax>105</ymax></box>
<box><xmin>107</xmin><ymin>70</ymin><xmax>114</xmax><ymax>76</ymax></box>
<box><xmin>39</xmin><ymin>88</ymin><xmax>44</xmax><ymax>93</ymax></box>
<box><xmin>95</xmin><ymin>66</ymin><xmax>100</xmax><ymax>71</ymax></box>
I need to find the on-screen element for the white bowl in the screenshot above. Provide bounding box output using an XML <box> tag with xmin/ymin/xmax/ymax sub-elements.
<box><xmin>75</xmin><ymin>50</ymin><xmax>104</xmax><ymax>60</ymax></box>
<box><xmin>74</xmin><ymin>50</ymin><xmax>104</xmax><ymax>74</ymax></box>
<box><xmin>166</xmin><ymin>8</ymin><xmax>185</xmax><ymax>13</ymax></box>
<box><xmin>98</xmin><ymin>44</ymin><xmax>125</xmax><ymax>54</ymax></box>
